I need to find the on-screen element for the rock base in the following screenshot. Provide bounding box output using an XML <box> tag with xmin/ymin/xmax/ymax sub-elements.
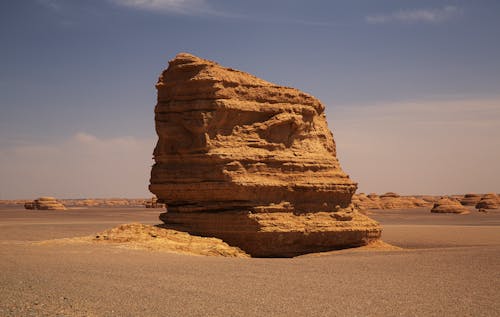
<box><xmin>159</xmin><ymin>208</ymin><xmax>381</xmax><ymax>257</ymax></box>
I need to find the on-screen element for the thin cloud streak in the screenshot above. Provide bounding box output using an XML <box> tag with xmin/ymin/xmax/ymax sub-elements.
<box><xmin>109</xmin><ymin>0</ymin><xmax>232</xmax><ymax>17</ymax></box>
<box><xmin>36</xmin><ymin>0</ymin><xmax>62</xmax><ymax>11</ymax></box>
<box><xmin>366</xmin><ymin>6</ymin><xmax>462</xmax><ymax>24</ymax></box>
<box><xmin>109</xmin><ymin>0</ymin><xmax>332</xmax><ymax>26</ymax></box>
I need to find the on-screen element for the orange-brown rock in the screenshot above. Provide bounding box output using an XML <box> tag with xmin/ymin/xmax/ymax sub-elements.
<box><xmin>461</xmin><ymin>193</ymin><xmax>482</xmax><ymax>206</ymax></box>
<box><xmin>149</xmin><ymin>53</ymin><xmax>381</xmax><ymax>257</ymax></box>
<box><xmin>93</xmin><ymin>223</ymin><xmax>249</xmax><ymax>257</ymax></box>
<box><xmin>24</xmin><ymin>197</ymin><xmax>66</xmax><ymax>211</ymax></box>
<box><xmin>475</xmin><ymin>193</ymin><xmax>499</xmax><ymax>210</ymax></box>
<box><xmin>353</xmin><ymin>192</ymin><xmax>432</xmax><ymax>210</ymax></box>
<box><xmin>431</xmin><ymin>197</ymin><xmax>470</xmax><ymax>214</ymax></box>
<box><xmin>352</xmin><ymin>193</ymin><xmax>382</xmax><ymax>210</ymax></box>
<box><xmin>378</xmin><ymin>193</ymin><xmax>431</xmax><ymax>209</ymax></box>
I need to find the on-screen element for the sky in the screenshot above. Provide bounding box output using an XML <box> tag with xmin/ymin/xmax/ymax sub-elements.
<box><xmin>0</xmin><ymin>0</ymin><xmax>499</xmax><ymax>199</ymax></box>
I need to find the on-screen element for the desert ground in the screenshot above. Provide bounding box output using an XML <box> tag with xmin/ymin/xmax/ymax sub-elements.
<box><xmin>1</xmin><ymin>206</ymin><xmax>499</xmax><ymax>317</ymax></box>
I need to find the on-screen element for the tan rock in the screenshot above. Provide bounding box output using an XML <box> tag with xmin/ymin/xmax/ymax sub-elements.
<box><xmin>461</xmin><ymin>193</ymin><xmax>482</xmax><ymax>206</ymax></box>
<box><xmin>352</xmin><ymin>193</ymin><xmax>382</xmax><ymax>210</ymax></box>
<box><xmin>431</xmin><ymin>197</ymin><xmax>470</xmax><ymax>214</ymax></box>
<box><xmin>150</xmin><ymin>53</ymin><xmax>381</xmax><ymax>257</ymax></box>
<box><xmin>25</xmin><ymin>197</ymin><xmax>66</xmax><ymax>210</ymax></box>
<box><xmin>93</xmin><ymin>223</ymin><xmax>248</xmax><ymax>257</ymax></box>
<box><xmin>475</xmin><ymin>193</ymin><xmax>499</xmax><ymax>210</ymax></box>
<box><xmin>378</xmin><ymin>192</ymin><xmax>431</xmax><ymax>209</ymax></box>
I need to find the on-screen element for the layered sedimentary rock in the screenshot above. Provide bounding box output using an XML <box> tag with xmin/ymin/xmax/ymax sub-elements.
<box><xmin>352</xmin><ymin>193</ymin><xmax>431</xmax><ymax>211</ymax></box>
<box><xmin>150</xmin><ymin>53</ymin><xmax>381</xmax><ymax>257</ymax></box>
<box><xmin>476</xmin><ymin>194</ymin><xmax>500</xmax><ymax>210</ymax></box>
<box><xmin>431</xmin><ymin>197</ymin><xmax>470</xmax><ymax>214</ymax></box>
<box><xmin>24</xmin><ymin>197</ymin><xmax>66</xmax><ymax>210</ymax></box>
<box><xmin>461</xmin><ymin>193</ymin><xmax>482</xmax><ymax>206</ymax></box>
<box><xmin>352</xmin><ymin>193</ymin><xmax>382</xmax><ymax>210</ymax></box>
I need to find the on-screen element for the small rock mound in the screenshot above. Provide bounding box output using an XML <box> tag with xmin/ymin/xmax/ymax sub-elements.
<box><xmin>93</xmin><ymin>223</ymin><xmax>249</xmax><ymax>257</ymax></box>
<box><xmin>431</xmin><ymin>197</ymin><xmax>470</xmax><ymax>214</ymax></box>
<box><xmin>475</xmin><ymin>194</ymin><xmax>499</xmax><ymax>210</ymax></box>
<box><xmin>461</xmin><ymin>193</ymin><xmax>482</xmax><ymax>206</ymax></box>
<box><xmin>352</xmin><ymin>193</ymin><xmax>432</xmax><ymax>210</ymax></box>
<box><xmin>380</xmin><ymin>192</ymin><xmax>400</xmax><ymax>199</ymax></box>
<box><xmin>24</xmin><ymin>197</ymin><xmax>66</xmax><ymax>210</ymax></box>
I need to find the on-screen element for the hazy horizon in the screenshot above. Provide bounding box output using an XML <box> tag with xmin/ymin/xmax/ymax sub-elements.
<box><xmin>1</xmin><ymin>0</ymin><xmax>499</xmax><ymax>199</ymax></box>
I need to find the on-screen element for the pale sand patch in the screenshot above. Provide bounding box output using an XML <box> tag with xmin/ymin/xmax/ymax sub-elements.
<box><xmin>296</xmin><ymin>240</ymin><xmax>402</xmax><ymax>258</ymax></box>
<box><xmin>35</xmin><ymin>223</ymin><xmax>250</xmax><ymax>258</ymax></box>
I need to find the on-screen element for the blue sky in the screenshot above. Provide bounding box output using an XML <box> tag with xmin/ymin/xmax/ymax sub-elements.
<box><xmin>1</xmin><ymin>0</ymin><xmax>499</xmax><ymax>198</ymax></box>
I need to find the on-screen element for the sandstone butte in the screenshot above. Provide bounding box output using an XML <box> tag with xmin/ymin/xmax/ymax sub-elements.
<box><xmin>149</xmin><ymin>53</ymin><xmax>381</xmax><ymax>257</ymax></box>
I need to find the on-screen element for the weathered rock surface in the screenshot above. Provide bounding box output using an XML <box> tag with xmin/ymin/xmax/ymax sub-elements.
<box><xmin>150</xmin><ymin>53</ymin><xmax>381</xmax><ymax>257</ymax></box>
<box><xmin>461</xmin><ymin>193</ymin><xmax>482</xmax><ymax>206</ymax></box>
<box><xmin>431</xmin><ymin>197</ymin><xmax>470</xmax><ymax>214</ymax></box>
<box><xmin>352</xmin><ymin>193</ymin><xmax>431</xmax><ymax>211</ymax></box>
<box><xmin>93</xmin><ymin>223</ymin><xmax>249</xmax><ymax>257</ymax></box>
<box><xmin>24</xmin><ymin>197</ymin><xmax>66</xmax><ymax>210</ymax></box>
<box><xmin>352</xmin><ymin>193</ymin><xmax>382</xmax><ymax>210</ymax></box>
<box><xmin>476</xmin><ymin>194</ymin><xmax>500</xmax><ymax>210</ymax></box>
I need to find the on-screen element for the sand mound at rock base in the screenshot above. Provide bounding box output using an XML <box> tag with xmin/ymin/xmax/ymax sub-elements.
<box><xmin>35</xmin><ymin>223</ymin><xmax>397</xmax><ymax>258</ymax></box>
<box><xmin>37</xmin><ymin>223</ymin><xmax>249</xmax><ymax>258</ymax></box>
<box><xmin>296</xmin><ymin>240</ymin><xmax>402</xmax><ymax>257</ymax></box>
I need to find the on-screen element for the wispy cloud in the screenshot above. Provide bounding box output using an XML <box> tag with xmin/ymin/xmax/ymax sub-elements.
<box><xmin>109</xmin><ymin>0</ymin><xmax>221</xmax><ymax>16</ymax></box>
<box><xmin>366</xmin><ymin>6</ymin><xmax>462</xmax><ymax>24</ymax></box>
<box><xmin>36</xmin><ymin>0</ymin><xmax>62</xmax><ymax>11</ymax></box>
<box><xmin>108</xmin><ymin>0</ymin><xmax>331</xmax><ymax>25</ymax></box>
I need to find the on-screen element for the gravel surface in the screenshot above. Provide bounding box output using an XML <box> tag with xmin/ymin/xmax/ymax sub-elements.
<box><xmin>1</xmin><ymin>206</ymin><xmax>499</xmax><ymax>316</ymax></box>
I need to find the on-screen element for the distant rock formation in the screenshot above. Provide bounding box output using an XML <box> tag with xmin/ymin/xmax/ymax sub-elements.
<box><xmin>461</xmin><ymin>193</ymin><xmax>482</xmax><ymax>206</ymax></box>
<box><xmin>24</xmin><ymin>197</ymin><xmax>66</xmax><ymax>210</ymax></box>
<box><xmin>351</xmin><ymin>193</ymin><xmax>382</xmax><ymax>210</ymax></box>
<box><xmin>149</xmin><ymin>53</ymin><xmax>381</xmax><ymax>257</ymax></box>
<box><xmin>144</xmin><ymin>196</ymin><xmax>166</xmax><ymax>208</ymax></box>
<box><xmin>475</xmin><ymin>194</ymin><xmax>499</xmax><ymax>210</ymax></box>
<box><xmin>352</xmin><ymin>192</ymin><xmax>431</xmax><ymax>211</ymax></box>
<box><xmin>431</xmin><ymin>197</ymin><xmax>470</xmax><ymax>214</ymax></box>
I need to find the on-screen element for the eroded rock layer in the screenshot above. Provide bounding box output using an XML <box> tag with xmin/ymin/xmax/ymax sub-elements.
<box><xmin>150</xmin><ymin>53</ymin><xmax>381</xmax><ymax>257</ymax></box>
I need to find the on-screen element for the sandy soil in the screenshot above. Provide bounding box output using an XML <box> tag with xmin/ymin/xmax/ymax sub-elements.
<box><xmin>1</xmin><ymin>206</ymin><xmax>499</xmax><ymax>316</ymax></box>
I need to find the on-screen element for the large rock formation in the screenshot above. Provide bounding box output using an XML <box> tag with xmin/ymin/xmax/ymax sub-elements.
<box><xmin>150</xmin><ymin>53</ymin><xmax>381</xmax><ymax>257</ymax></box>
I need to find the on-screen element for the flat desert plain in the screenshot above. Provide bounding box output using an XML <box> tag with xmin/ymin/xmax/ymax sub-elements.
<box><xmin>1</xmin><ymin>206</ymin><xmax>499</xmax><ymax>316</ymax></box>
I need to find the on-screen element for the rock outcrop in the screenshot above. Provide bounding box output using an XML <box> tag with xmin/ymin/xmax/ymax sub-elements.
<box><xmin>461</xmin><ymin>193</ymin><xmax>482</xmax><ymax>206</ymax></box>
<box><xmin>149</xmin><ymin>53</ymin><xmax>381</xmax><ymax>257</ymax></box>
<box><xmin>352</xmin><ymin>193</ymin><xmax>431</xmax><ymax>211</ymax></box>
<box><xmin>352</xmin><ymin>193</ymin><xmax>382</xmax><ymax>210</ymax></box>
<box><xmin>144</xmin><ymin>196</ymin><xmax>166</xmax><ymax>208</ymax></box>
<box><xmin>93</xmin><ymin>223</ymin><xmax>249</xmax><ymax>257</ymax></box>
<box><xmin>475</xmin><ymin>194</ymin><xmax>499</xmax><ymax>210</ymax></box>
<box><xmin>24</xmin><ymin>197</ymin><xmax>66</xmax><ymax>210</ymax></box>
<box><xmin>431</xmin><ymin>197</ymin><xmax>470</xmax><ymax>214</ymax></box>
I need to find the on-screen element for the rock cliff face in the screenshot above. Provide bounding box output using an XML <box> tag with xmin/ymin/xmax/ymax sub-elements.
<box><xmin>150</xmin><ymin>53</ymin><xmax>381</xmax><ymax>257</ymax></box>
